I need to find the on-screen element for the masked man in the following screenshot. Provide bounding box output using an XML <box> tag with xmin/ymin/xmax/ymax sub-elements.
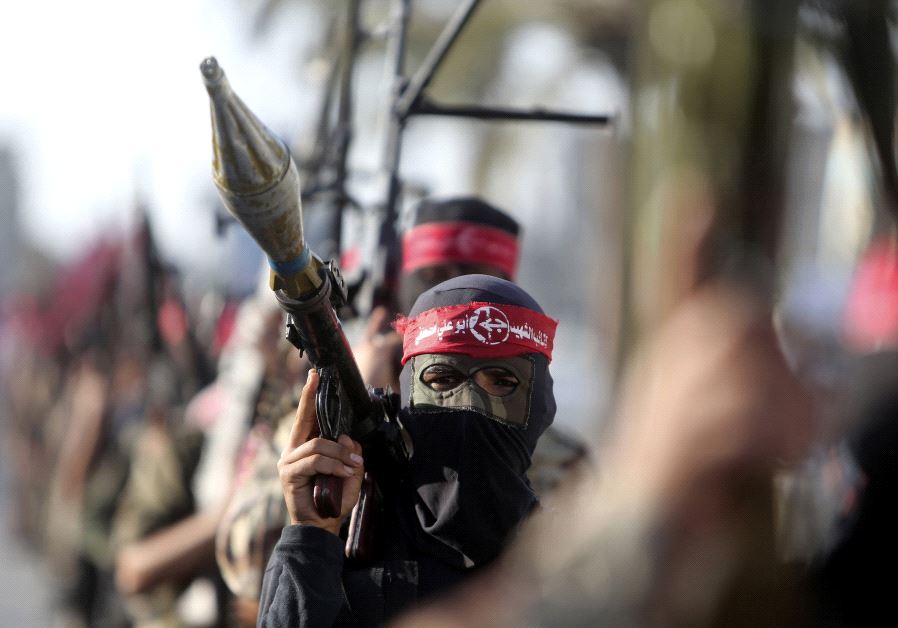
<box><xmin>215</xmin><ymin>198</ymin><xmax>586</xmax><ymax>625</ymax></box>
<box><xmin>258</xmin><ymin>274</ymin><xmax>558</xmax><ymax>626</ymax></box>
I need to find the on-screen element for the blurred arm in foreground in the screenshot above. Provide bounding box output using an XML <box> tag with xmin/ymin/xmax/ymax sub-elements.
<box><xmin>391</xmin><ymin>1</ymin><xmax>817</xmax><ymax>624</ymax></box>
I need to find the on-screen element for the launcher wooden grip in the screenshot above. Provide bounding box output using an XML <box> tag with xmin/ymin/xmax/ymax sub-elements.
<box><xmin>313</xmin><ymin>474</ymin><xmax>343</xmax><ymax>518</ymax></box>
<box><xmin>345</xmin><ymin>472</ymin><xmax>377</xmax><ymax>560</ymax></box>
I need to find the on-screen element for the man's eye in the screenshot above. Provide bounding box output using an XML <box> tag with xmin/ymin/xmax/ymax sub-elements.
<box><xmin>421</xmin><ymin>365</ymin><xmax>466</xmax><ymax>392</ymax></box>
<box><xmin>473</xmin><ymin>368</ymin><xmax>519</xmax><ymax>397</ymax></box>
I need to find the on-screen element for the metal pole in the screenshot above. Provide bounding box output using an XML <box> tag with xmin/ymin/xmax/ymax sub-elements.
<box><xmin>382</xmin><ymin>0</ymin><xmax>412</xmax><ymax>208</ymax></box>
<box><xmin>360</xmin><ymin>0</ymin><xmax>412</xmax><ymax>313</ymax></box>
<box><xmin>305</xmin><ymin>15</ymin><xmax>341</xmax><ymax>181</ymax></box>
<box><xmin>395</xmin><ymin>0</ymin><xmax>483</xmax><ymax>118</ymax></box>
<box><xmin>411</xmin><ymin>100</ymin><xmax>613</xmax><ymax>125</ymax></box>
<box><xmin>329</xmin><ymin>0</ymin><xmax>362</xmax><ymax>256</ymax></box>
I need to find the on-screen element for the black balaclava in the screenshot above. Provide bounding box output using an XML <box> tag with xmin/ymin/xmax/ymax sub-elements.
<box><xmin>398</xmin><ymin>197</ymin><xmax>521</xmax><ymax>314</ymax></box>
<box><xmin>396</xmin><ymin>274</ymin><xmax>556</xmax><ymax>569</ymax></box>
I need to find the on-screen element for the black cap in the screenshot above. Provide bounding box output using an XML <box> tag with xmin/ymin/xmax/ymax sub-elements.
<box><xmin>412</xmin><ymin>196</ymin><xmax>520</xmax><ymax>237</ymax></box>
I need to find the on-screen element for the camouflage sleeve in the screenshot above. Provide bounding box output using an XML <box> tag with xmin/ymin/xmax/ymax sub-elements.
<box><xmin>257</xmin><ymin>524</ymin><xmax>349</xmax><ymax>627</ymax></box>
<box><xmin>215</xmin><ymin>423</ymin><xmax>289</xmax><ymax>601</ymax></box>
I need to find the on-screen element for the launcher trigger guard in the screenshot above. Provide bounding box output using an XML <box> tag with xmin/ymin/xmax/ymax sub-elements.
<box><xmin>315</xmin><ymin>366</ymin><xmax>344</xmax><ymax>440</ymax></box>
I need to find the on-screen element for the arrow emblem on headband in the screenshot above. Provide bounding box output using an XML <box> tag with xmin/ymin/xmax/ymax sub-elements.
<box><xmin>469</xmin><ymin>305</ymin><xmax>510</xmax><ymax>345</ymax></box>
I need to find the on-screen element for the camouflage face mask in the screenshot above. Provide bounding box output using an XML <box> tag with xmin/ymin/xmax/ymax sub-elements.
<box><xmin>409</xmin><ymin>353</ymin><xmax>535</xmax><ymax>428</ymax></box>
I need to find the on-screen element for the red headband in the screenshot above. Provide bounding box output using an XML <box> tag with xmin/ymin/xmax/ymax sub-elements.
<box><xmin>402</xmin><ymin>222</ymin><xmax>519</xmax><ymax>278</ymax></box>
<box><xmin>395</xmin><ymin>301</ymin><xmax>557</xmax><ymax>364</ymax></box>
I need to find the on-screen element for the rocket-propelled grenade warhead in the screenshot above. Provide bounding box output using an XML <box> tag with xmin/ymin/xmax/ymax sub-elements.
<box><xmin>201</xmin><ymin>56</ymin><xmax>321</xmax><ymax>296</ymax></box>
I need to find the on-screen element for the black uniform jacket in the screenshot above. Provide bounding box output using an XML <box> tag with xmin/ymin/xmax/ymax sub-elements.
<box><xmin>257</xmin><ymin>524</ymin><xmax>470</xmax><ymax>627</ymax></box>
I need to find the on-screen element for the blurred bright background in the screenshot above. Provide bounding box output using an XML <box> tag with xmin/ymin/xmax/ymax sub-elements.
<box><xmin>1</xmin><ymin>0</ymin><xmax>889</xmax><ymax>625</ymax></box>
<box><xmin>1</xmin><ymin>0</ymin><xmax>630</xmax><ymax>429</ymax></box>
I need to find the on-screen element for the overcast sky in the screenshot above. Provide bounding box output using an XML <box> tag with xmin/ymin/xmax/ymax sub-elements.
<box><xmin>0</xmin><ymin>0</ymin><xmax>324</xmax><ymax>268</ymax></box>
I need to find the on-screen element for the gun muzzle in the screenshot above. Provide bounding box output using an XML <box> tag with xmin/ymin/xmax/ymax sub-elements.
<box><xmin>201</xmin><ymin>56</ymin><xmax>321</xmax><ymax>296</ymax></box>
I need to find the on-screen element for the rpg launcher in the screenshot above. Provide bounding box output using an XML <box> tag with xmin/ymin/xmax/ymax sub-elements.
<box><xmin>200</xmin><ymin>56</ymin><xmax>409</xmax><ymax>559</ymax></box>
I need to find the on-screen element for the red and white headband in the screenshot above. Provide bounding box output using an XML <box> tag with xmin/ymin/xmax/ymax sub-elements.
<box><xmin>402</xmin><ymin>222</ymin><xmax>520</xmax><ymax>278</ymax></box>
<box><xmin>395</xmin><ymin>301</ymin><xmax>557</xmax><ymax>364</ymax></box>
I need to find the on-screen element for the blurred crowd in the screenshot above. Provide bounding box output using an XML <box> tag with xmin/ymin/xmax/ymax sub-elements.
<box><xmin>2</xmin><ymin>213</ymin><xmax>240</xmax><ymax>626</ymax></box>
<box><xmin>0</xmin><ymin>195</ymin><xmax>593</xmax><ymax>627</ymax></box>
<box><xmin>4</xmin><ymin>190</ymin><xmax>898</xmax><ymax>627</ymax></box>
